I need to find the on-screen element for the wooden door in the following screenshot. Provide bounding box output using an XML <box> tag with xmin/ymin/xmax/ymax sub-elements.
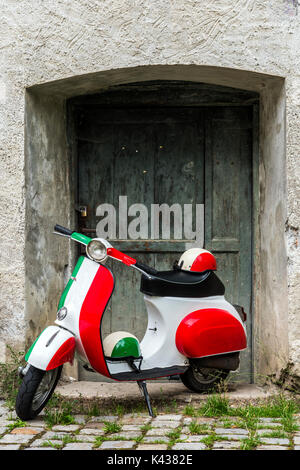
<box><xmin>204</xmin><ymin>107</ymin><xmax>253</xmax><ymax>381</ymax></box>
<box><xmin>76</xmin><ymin>105</ymin><xmax>253</xmax><ymax>382</ymax></box>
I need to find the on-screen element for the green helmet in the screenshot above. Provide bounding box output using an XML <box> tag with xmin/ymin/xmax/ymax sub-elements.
<box><xmin>103</xmin><ymin>331</ymin><xmax>141</xmax><ymax>358</ymax></box>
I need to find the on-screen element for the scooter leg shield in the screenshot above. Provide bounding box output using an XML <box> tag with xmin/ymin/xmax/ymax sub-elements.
<box><xmin>25</xmin><ymin>325</ymin><xmax>76</xmax><ymax>371</ymax></box>
<box><xmin>175</xmin><ymin>308</ymin><xmax>247</xmax><ymax>359</ymax></box>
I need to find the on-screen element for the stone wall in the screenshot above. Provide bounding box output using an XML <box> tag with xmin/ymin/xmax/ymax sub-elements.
<box><xmin>0</xmin><ymin>1</ymin><xmax>299</xmax><ymax>378</ymax></box>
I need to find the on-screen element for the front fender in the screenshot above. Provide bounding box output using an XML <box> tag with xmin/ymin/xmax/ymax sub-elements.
<box><xmin>25</xmin><ymin>326</ymin><xmax>76</xmax><ymax>371</ymax></box>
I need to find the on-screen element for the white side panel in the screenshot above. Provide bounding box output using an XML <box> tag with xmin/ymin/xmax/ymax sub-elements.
<box><xmin>107</xmin><ymin>294</ymin><xmax>246</xmax><ymax>375</ymax></box>
<box><xmin>26</xmin><ymin>326</ymin><xmax>75</xmax><ymax>370</ymax></box>
<box><xmin>141</xmin><ymin>295</ymin><xmax>246</xmax><ymax>370</ymax></box>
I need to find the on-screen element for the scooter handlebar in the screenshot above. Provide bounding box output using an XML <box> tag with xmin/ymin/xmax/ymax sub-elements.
<box><xmin>54</xmin><ymin>224</ymin><xmax>73</xmax><ymax>237</ymax></box>
<box><xmin>53</xmin><ymin>225</ymin><xmax>157</xmax><ymax>273</ymax></box>
<box><xmin>135</xmin><ymin>262</ymin><xmax>158</xmax><ymax>276</ymax></box>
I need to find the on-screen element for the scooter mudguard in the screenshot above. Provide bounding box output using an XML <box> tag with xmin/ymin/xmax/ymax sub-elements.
<box><xmin>25</xmin><ymin>325</ymin><xmax>75</xmax><ymax>371</ymax></box>
<box><xmin>175</xmin><ymin>308</ymin><xmax>247</xmax><ymax>358</ymax></box>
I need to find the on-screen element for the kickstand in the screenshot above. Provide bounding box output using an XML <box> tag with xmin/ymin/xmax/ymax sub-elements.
<box><xmin>137</xmin><ymin>381</ymin><xmax>154</xmax><ymax>417</ymax></box>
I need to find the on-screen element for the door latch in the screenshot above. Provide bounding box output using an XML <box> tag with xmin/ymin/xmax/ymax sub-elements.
<box><xmin>75</xmin><ymin>204</ymin><xmax>88</xmax><ymax>217</ymax></box>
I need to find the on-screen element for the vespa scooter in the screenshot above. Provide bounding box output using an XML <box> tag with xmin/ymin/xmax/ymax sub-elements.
<box><xmin>16</xmin><ymin>224</ymin><xmax>247</xmax><ymax>419</ymax></box>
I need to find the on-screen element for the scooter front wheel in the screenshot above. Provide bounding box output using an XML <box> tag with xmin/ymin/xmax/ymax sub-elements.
<box><xmin>15</xmin><ymin>365</ymin><xmax>62</xmax><ymax>420</ymax></box>
<box><xmin>181</xmin><ymin>366</ymin><xmax>228</xmax><ymax>393</ymax></box>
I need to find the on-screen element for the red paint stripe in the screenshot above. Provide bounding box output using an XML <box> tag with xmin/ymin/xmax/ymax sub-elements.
<box><xmin>191</xmin><ymin>252</ymin><xmax>217</xmax><ymax>272</ymax></box>
<box><xmin>79</xmin><ymin>265</ymin><xmax>114</xmax><ymax>377</ymax></box>
<box><xmin>107</xmin><ymin>247</ymin><xmax>136</xmax><ymax>265</ymax></box>
<box><xmin>46</xmin><ymin>337</ymin><xmax>76</xmax><ymax>370</ymax></box>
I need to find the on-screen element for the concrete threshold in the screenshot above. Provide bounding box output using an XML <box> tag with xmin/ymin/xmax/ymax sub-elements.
<box><xmin>55</xmin><ymin>380</ymin><xmax>283</xmax><ymax>405</ymax></box>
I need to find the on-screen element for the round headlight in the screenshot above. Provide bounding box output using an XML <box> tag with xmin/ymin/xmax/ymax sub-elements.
<box><xmin>86</xmin><ymin>239</ymin><xmax>107</xmax><ymax>262</ymax></box>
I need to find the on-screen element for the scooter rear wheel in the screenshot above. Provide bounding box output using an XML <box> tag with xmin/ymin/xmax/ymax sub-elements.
<box><xmin>181</xmin><ymin>366</ymin><xmax>228</xmax><ymax>393</ymax></box>
<box><xmin>15</xmin><ymin>365</ymin><xmax>62</xmax><ymax>420</ymax></box>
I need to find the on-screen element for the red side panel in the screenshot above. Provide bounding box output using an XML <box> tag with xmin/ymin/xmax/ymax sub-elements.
<box><xmin>79</xmin><ymin>265</ymin><xmax>114</xmax><ymax>377</ymax></box>
<box><xmin>46</xmin><ymin>337</ymin><xmax>76</xmax><ymax>371</ymax></box>
<box><xmin>175</xmin><ymin>308</ymin><xmax>247</xmax><ymax>358</ymax></box>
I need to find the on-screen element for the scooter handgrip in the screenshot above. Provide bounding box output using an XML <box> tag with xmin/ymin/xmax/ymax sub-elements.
<box><xmin>54</xmin><ymin>224</ymin><xmax>73</xmax><ymax>236</ymax></box>
<box><xmin>135</xmin><ymin>262</ymin><xmax>158</xmax><ymax>276</ymax></box>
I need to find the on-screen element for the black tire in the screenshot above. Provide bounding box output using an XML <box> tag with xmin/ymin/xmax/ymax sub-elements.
<box><xmin>181</xmin><ymin>365</ymin><xmax>229</xmax><ymax>393</ymax></box>
<box><xmin>15</xmin><ymin>365</ymin><xmax>62</xmax><ymax>420</ymax></box>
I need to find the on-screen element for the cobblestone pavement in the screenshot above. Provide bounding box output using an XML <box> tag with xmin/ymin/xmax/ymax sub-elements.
<box><xmin>0</xmin><ymin>401</ymin><xmax>299</xmax><ymax>450</ymax></box>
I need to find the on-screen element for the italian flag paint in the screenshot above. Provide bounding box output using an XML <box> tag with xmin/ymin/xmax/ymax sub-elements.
<box><xmin>112</xmin><ymin>337</ymin><xmax>140</xmax><ymax>358</ymax></box>
<box><xmin>70</xmin><ymin>232</ymin><xmax>91</xmax><ymax>245</ymax></box>
<box><xmin>58</xmin><ymin>256</ymin><xmax>85</xmax><ymax>310</ymax></box>
<box><xmin>103</xmin><ymin>331</ymin><xmax>141</xmax><ymax>358</ymax></box>
<box><xmin>25</xmin><ymin>328</ymin><xmax>46</xmax><ymax>361</ymax></box>
<box><xmin>24</xmin><ymin>325</ymin><xmax>76</xmax><ymax>371</ymax></box>
<box><xmin>57</xmin><ymin>256</ymin><xmax>114</xmax><ymax>377</ymax></box>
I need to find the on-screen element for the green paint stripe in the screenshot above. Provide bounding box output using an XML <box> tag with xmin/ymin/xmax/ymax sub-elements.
<box><xmin>25</xmin><ymin>328</ymin><xmax>46</xmax><ymax>361</ymax></box>
<box><xmin>58</xmin><ymin>256</ymin><xmax>85</xmax><ymax>309</ymax></box>
<box><xmin>111</xmin><ymin>337</ymin><xmax>141</xmax><ymax>358</ymax></box>
<box><xmin>71</xmin><ymin>232</ymin><xmax>91</xmax><ymax>245</ymax></box>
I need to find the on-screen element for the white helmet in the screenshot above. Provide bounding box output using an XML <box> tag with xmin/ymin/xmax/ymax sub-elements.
<box><xmin>178</xmin><ymin>248</ymin><xmax>217</xmax><ymax>273</ymax></box>
<box><xmin>103</xmin><ymin>331</ymin><xmax>141</xmax><ymax>358</ymax></box>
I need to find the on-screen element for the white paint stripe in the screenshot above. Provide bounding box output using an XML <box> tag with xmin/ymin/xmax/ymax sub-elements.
<box><xmin>27</xmin><ymin>326</ymin><xmax>74</xmax><ymax>370</ymax></box>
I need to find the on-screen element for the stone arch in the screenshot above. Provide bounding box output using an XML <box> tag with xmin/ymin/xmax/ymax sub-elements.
<box><xmin>25</xmin><ymin>64</ymin><xmax>287</xmax><ymax>381</ymax></box>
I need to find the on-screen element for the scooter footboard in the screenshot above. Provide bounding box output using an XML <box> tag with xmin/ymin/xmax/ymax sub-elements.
<box><xmin>175</xmin><ymin>308</ymin><xmax>247</xmax><ymax>359</ymax></box>
<box><xmin>25</xmin><ymin>325</ymin><xmax>76</xmax><ymax>371</ymax></box>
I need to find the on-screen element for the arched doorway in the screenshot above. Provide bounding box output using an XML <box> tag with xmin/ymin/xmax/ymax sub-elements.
<box><xmin>25</xmin><ymin>65</ymin><xmax>287</xmax><ymax>384</ymax></box>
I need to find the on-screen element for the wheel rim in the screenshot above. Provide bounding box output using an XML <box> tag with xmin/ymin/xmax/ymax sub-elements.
<box><xmin>32</xmin><ymin>369</ymin><xmax>58</xmax><ymax>411</ymax></box>
<box><xmin>192</xmin><ymin>367</ymin><xmax>224</xmax><ymax>384</ymax></box>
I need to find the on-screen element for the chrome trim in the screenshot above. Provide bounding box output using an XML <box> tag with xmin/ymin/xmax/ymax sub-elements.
<box><xmin>131</xmin><ymin>264</ymin><xmax>153</xmax><ymax>280</ymax></box>
<box><xmin>46</xmin><ymin>330</ymin><xmax>60</xmax><ymax>347</ymax></box>
<box><xmin>57</xmin><ymin>306</ymin><xmax>68</xmax><ymax>321</ymax></box>
<box><xmin>52</xmin><ymin>231</ymin><xmax>70</xmax><ymax>239</ymax></box>
<box><xmin>18</xmin><ymin>363</ymin><xmax>30</xmax><ymax>378</ymax></box>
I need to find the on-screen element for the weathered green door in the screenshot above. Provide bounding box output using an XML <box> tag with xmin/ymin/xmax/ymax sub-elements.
<box><xmin>204</xmin><ymin>107</ymin><xmax>253</xmax><ymax>381</ymax></box>
<box><xmin>74</xmin><ymin>89</ymin><xmax>254</xmax><ymax>382</ymax></box>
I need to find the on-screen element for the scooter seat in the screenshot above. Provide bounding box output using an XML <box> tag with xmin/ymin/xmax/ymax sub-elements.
<box><xmin>140</xmin><ymin>269</ymin><xmax>225</xmax><ymax>298</ymax></box>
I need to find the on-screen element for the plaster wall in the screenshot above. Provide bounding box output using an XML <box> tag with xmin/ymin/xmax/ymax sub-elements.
<box><xmin>24</xmin><ymin>94</ymin><xmax>70</xmax><ymax>342</ymax></box>
<box><xmin>0</xmin><ymin>1</ymin><xmax>299</xmax><ymax>379</ymax></box>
